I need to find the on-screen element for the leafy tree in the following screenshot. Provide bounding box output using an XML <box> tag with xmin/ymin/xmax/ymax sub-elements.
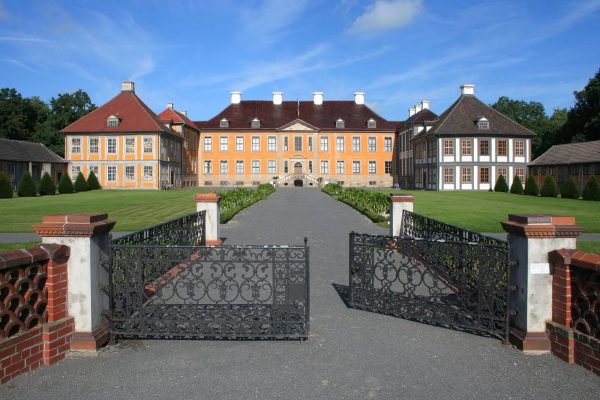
<box><xmin>524</xmin><ymin>176</ymin><xmax>539</xmax><ymax>196</ymax></box>
<box><xmin>560</xmin><ymin>176</ymin><xmax>580</xmax><ymax>199</ymax></box>
<box><xmin>17</xmin><ymin>171</ymin><xmax>37</xmax><ymax>197</ymax></box>
<box><xmin>582</xmin><ymin>176</ymin><xmax>600</xmax><ymax>201</ymax></box>
<box><xmin>58</xmin><ymin>173</ymin><xmax>74</xmax><ymax>194</ymax></box>
<box><xmin>0</xmin><ymin>172</ymin><xmax>12</xmax><ymax>198</ymax></box>
<box><xmin>38</xmin><ymin>172</ymin><xmax>56</xmax><ymax>196</ymax></box>
<box><xmin>540</xmin><ymin>176</ymin><xmax>560</xmax><ymax>197</ymax></box>
<box><xmin>0</xmin><ymin>88</ymin><xmax>49</xmax><ymax>141</ymax></box>
<box><xmin>87</xmin><ymin>171</ymin><xmax>101</xmax><ymax>190</ymax></box>
<box><xmin>74</xmin><ymin>172</ymin><xmax>89</xmax><ymax>192</ymax></box>
<box><xmin>510</xmin><ymin>175</ymin><xmax>524</xmax><ymax>194</ymax></box>
<box><xmin>564</xmin><ymin>68</ymin><xmax>600</xmax><ymax>143</ymax></box>
<box><xmin>494</xmin><ymin>175</ymin><xmax>509</xmax><ymax>192</ymax></box>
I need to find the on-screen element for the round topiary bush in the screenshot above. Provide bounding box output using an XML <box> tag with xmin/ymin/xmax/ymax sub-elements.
<box><xmin>560</xmin><ymin>176</ymin><xmax>580</xmax><ymax>199</ymax></box>
<box><xmin>17</xmin><ymin>171</ymin><xmax>37</xmax><ymax>197</ymax></box>
<box><xmin>87</xmin><ymin>171</ymin><xmax>101</xmax><ymax>190</ymax></box>
<box><xmin>540</xmin><ymin>176</ymin><xmax>560</xmax><ymax>197</ymax></box>
<box><xmin>524</xmin><ymin>176</ymin><xmax>539</xmax><ymax>196</ymax></box>
<box><xmin>74</xmin><ymin>172</ymin><xmax>89</xmax><ymax>192</ymax></box>
<box><xmin>0</xmin><ymin>172</ymin><xmax>13</xmax><ymax>199</ymax></box>
<box><xmin>510</xmin><ymin>175</ymin><xmax>524</xmax><ymax>194</ymax></box>
<box><xmin>582</xmin><ymin>176</ymin><xmax>600</xmax><ymax>201</ymax></box>
<box><xmin>58</xmin><ymin>173</ymin><xmax>74</xmax><ymax>194</ymax></box>
<box><xmin>38</xmin><ymin>172</ymin><xmax>56</xmax><ymax>196</ymax></box>
<box><xmin>494</xmin><ymin>175</ymin><xmax>509</xmax><ymax>192</ymax></box>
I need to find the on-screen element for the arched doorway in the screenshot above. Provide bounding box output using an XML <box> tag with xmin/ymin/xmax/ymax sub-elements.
<box><xmin>294</xmin><ymin>162</ymin><xmax>302</xmax><ymax>174</ymax></box>
<box><xmin>294</xmin><ymin>179</ymin><xmax>304</xmax><ymax>187</ymax></box>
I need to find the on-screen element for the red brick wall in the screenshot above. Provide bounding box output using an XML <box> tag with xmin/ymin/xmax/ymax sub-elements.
<box><xmin>548</xmin><ymin>249</ymin><xmax>600</xmax><ymax>376</ymax></box>
<box><xmin>0</xmin><ymin>244</ymin><xmax>74</xmax><ymax>384</ymax></box>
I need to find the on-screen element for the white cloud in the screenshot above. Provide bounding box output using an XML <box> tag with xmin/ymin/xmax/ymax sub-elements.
<box><xmin>239</xmin><ymin>0</ymin><xmax>309</xmax><ymax>45</ymax></box>
<box><xmin>0</xmin><ymin>36</ymin><xmax>48</xmax><ymax>43</ymax></box>
<box><xmin>349</xmin><ymin>0</ymin><xmax>422</xmax><ymax>34</ymax></box>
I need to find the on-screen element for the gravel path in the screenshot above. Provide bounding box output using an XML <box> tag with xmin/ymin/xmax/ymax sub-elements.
<box><xmin>1</xmin><ymin>188</ymin><xmax>599</xmax><ymax>399</ymax></box>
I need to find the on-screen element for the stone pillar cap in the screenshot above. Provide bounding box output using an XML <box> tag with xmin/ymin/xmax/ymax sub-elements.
<box><xmin>34</xmin><ymin>213</ymin><xmax>116</xmax><ymax>237</ymax></box>
<box><xmin>502</xmin><ymin>214</ymin><xmax>582</xmax><ymax>238</ymax></box>
<box><xmin>388</xmin><ymin>194</ymin><xmax>415</xmax><ymax>202</ymax></box>
<box><xmin>194</xmin><ymin>193</ymin><xmax>221</xmax><ymax>203</ymax></box>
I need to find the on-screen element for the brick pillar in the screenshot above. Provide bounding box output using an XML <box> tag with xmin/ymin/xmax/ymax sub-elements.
<box><xmin>34</xmin><ymin>213</ymin><xmax>115</xmax><ymax>351</ymax></box>
<box><xmin>501</xmin><ymin>214</ymin><xmax>582</xmax><ymax>353</ymax></box>
<box><xmin>388</xmin><ymin>194</ymin><xmax>415</xmax><ymax>237</ymax></box>
<box><xmin>195</xmin><ymin>193</ymin><xmax>222</xmax><ymax>245</ymax></box>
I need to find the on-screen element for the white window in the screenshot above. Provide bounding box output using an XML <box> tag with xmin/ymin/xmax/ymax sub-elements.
<box><xmin>220</xmin><ymin>161</ymin><xmax>228</xmax><ymax>174</ymax></box>
<box><xmin>336</xmin><ymin>161</ymin><xmax>345</xmax><ymax>174</ymax></box>
<box><xmin>352</xmin><ymin>137</ymin><xmax>360</xmax><ymax>152</ymax></box>
<box><xmin>384</xmin><ymin>137</ymin><xmax>392</xmax><ymax>152</ymax></box>
<box><xmin>220</xmin><ymin>118</ymin><xmax>229</xmax><ymax>128</ymax></box>
<box><xmin>384</xmin><ymin>161</ymin><xmax>392</xmax><ymax>174</ymax></box>
<box><xmin>480</xmin><ymin>167</ymin><xmax>490</xmax><ymax>184</ymax></box>
<box><xmin>461</xmin><ymin>167</ymin><xmax>472</xmax><ymax>183</ymax></box>
<box><xmin>252</xmin><ymin>160</ymin><xmax>260</xmax><ymax>174</ymax></box>
<box><xmin>204</xmin><ymin>137</ymin><xmax>212</xmax><ymax>151</ymax></box>
<box><xmin>443</xmin><ymin>167</ymin><xmax>453</xmax><ymax>183</ymax></box>
<box><xmin>236</xmin><ymin>160</ymin><xmax>244</xmax><ymax>174</ymax></box>
<box><xmin>336</xmin><ymin>137</ymin><xmax>344</xmax><ymax>152</ymax></box>
<box><xmin>320</xmin><ymin>160</ymin><xmax>329</xmax><ymax>174</ymax></box>
<box><xmin>515</xmin><ymin>167</ymin><xmax>525</xmax><ymax>182</ymax></box>
<box><xmin>107</xmin><ymin>138</ymin><xmax>117</xmax><ymax>154</ymax></box>
<box><xmin>515</xmin><ymin>140</ymin><xmax>525</xmax><ymax>157</ymax></box>
<box><xmin>480</xmin><ymin>140</ymin><xmax>489</xmax><ymax>156</ymax></box>
<box><xmin>444</xmin><ymin>140</ymin><xmax>454</xmax><ymax>155</ymax></box>
<box><xmin>251</xmin><ymin>118</ymin><xmax>260</xmax><ymax>129</ymax></box>
<box><xmin>336</xmin><ymin>119</ymin><xmax>344</xmax><ymax>128</ymax></box>
<box><xmin>143</xmin><ymin>165</ymin><xmax>153</xmax><ymax>181</ymax></box>
<box><xmin>268</xmin><ymin>160</ymin><xmax>276</xmax><ymax>174</ymax></box>
<box><xmin>294</xmin><ymin>136</ymin><xmax>302</xmax><ymax>152</ymax></box>
<box><xmin>143</xmin><ymin>137</ymin><xmax>153</xmax><ymax>153</ymax></box>
<box><xmin>252</xmin><ymin>136</ymin><xmax>260</xmax><ymax>151</ymax></box>
<box><xmin>204</xmin><ymin>160</ymin><xmax>212</xmax><ymax>174</ymax></box>
<box><xmin>368</xmin><ymin>161</ymin><xmax>376</xmax><ymax>174</ymax></box>
<box><xmin>220</xmin><ymin>137</ymin><xmax>228</xmax><ymax>151</ymax></box>
<box><xmin>125</xmin><ymin>137</ymin><xmax>135</xmax><ymax>154</ymax></box>
<box><xmin>107</xmin><ymin>165</ymin><xmax>117</xmax><ymax>182</ymax></box>
<box><xmin>368</xmin><ymin>137</ymin><xmax>376</xmax><ymax>152</ymax></box>
<box><xmin>308</xmin><ymin>137</ymin><xmax>313</xmax><ymax>151</ymax></box>
<box><xmin>71</xmin><ymin>138</ymin><xmax>81</xmax><ymax>153</ymax></box>
<box><xmin>284</xmin><ymin>161</ymin><xmax>288</xmax><ymax>173</ymax></box>
<box><xmin>320</xmin><ymin>136</ymin><xmax>328</xmax><ymax>151</ymax></box>
<box><xmin>461</xmin><ymin>139</ymin><xmax>472</xmax><ymax>156</ymax></box>
<box><xmin>308</xmin><ymin>160</ymin><xmax>313</xmax><ymax>173</ymax></box>
<box><xmin>367</xmin><ymin>119</ymin><xmax>376</xmax><ymax>129</ymax></box>
<box><xmin>477</xmin><ymin>117</ymin><xmax>489</xmax><ymax>130</ymax></box>
<box><xmin>284</xmin><ymin>137</ymin><xmax>289</xmax><ymax>151</ymax></box>
<box><xmin>268</xmin><ymin>136</ymin><xmax>276</xmax><ymax>151</ymax></box>
<box><xmin>352</xmin><ymin>161</ymin><xmax>360</xmax><ymax>174</ymax></box>
<box><xmin>89</xmin><ymin>138</ymin><xmax>98</xmax><ymax>154</ymax></box>
<box><xmin>236</xmin><ymin>136</ymin><xmax>244</xmax><ymax>151</ymax></box>
<box><xmin>125</xmin><ymin>165</ymin><xmax>135</xmax><ymax>181</ymax></box>
<box><xmin>88</xmin><ymin>165</ymin><xmax>99</xmax><ymax>176</ymax></box>
<box><xmin>71</xmin><ymin>165</ymin><xmax>81</xmax><ymax>180</ymax></box>
<box><xmin>107</xmin><ymin>115</ymin><xmax>119</xmax><ymax>128</ymax></box>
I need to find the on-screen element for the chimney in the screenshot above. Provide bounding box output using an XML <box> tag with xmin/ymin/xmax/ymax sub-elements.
<box><xmin>167</xmin><ymin>102</ymin><xmax>174</xmax><ymax>109</ymax></box>
<box><xmin>354</xmin><ymin>92</ymin><xmax>365</xmax><ymax>105</ymax></box>
<box><xmin>421</xmin><ymin>100</ymin><xmax>430</xmax><ymax>110</ymax></box>
<box><xmin>460</xmin><ymin>84</ymin><xmax>475</xmax><ymax>95</ymax></box>
<box><xmin>121</xmin><ymin>81</ymin><xmax>135</xmax><ymax>92</ymax></box>
<box><xmin>181</xmin><ymin>111</ymin><xmax>188</xmax><ymax>117</ymax></box>
<box><xmin>231</xmin><ymin>91</ymin><xmax>241</xmax><ymax>104</ymax></box>
<box><xmin>272</xmin><ymin>91</ymin><xmax>283</xmax><ymax>105</ymax></box>
<box><xmin>313</xmin><ymin>91</ymin><xmax>324</xmax><ymax>105</ymax></box>
<box><xmin>409</xmin><ymin>107</ymin><xmax>416</xmax><ymax>117</ymax></box>
<box><xmin>415</xmin><ymin>104</ymin><xmax>423</xmax><ymax>113</ymax></box>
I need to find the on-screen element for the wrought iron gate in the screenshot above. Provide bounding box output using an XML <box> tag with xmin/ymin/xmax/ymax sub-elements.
<box><xmin>349</xmin><ymin>210</ymin><xmax>510</xmax><ymax>340</ymax></box>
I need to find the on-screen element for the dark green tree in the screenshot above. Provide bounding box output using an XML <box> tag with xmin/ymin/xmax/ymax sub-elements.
<box><xmin>563</xmin><ymin>69</ymin><xmax>600</xmax><ymax>143</ymax></box>
<box><xmin>524</xmin><ymin>176</ymin><xmax>539</xmax><ymax>196</ymax></box>
<box><xmin>494</xmin><ymin>175</ymin><xmax>509</xmax><ymax>192</ymax></box>
<box><xmin>38</xmin><ymin>172</ymin><xmax>56</xmax><ymax>196</ymax></box>
<box><xmin>560</xmin><ymin>176</ymin><xmax>580</xmax><ymax>199</ymax></box>
<box><xmin>74</xmin><ymin>172</ymin><xmax>89</xmax><ymax>192</ymax></box>
<box><xmin>540</xmin><ymin>176</ymin><xmax>560</xmax><ymax>197</ymax></box>
<box><xmin>58</xmin><ymin>173</ymin><xmax>74</xmax><ymax>194</ymax></box>
<box><xmin>87</xmin><ymin>171</ymin><xmax>101</xmax><ymax>190</ymax></box>
<box><xmin>582</xmin><ymin>176</ymin><xmax>600</xmax><ymax>201</ymax></box>
<box><xmin>510</xmin><ymin>175</ymin><xmax>524</xmax><ymax>194</ymax></box>
<box><xmin>0</xmin><ymin>171</ymin><xmax>13</xmax><ymax>198</ymax></box>
<box><xmin>17</xmin><ymin>171</ymin><xmax>37</xmax><ymax>197</ymax></box>
<box><xmin>0</xmin><ymin>88</ymin><xmax>49</xmax><ymax>141</ymax></box>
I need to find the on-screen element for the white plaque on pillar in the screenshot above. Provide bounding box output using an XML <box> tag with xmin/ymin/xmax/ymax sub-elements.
<box><xmin>530</xmin><ymin>263</ymin><xmax>550</xmax><ymax>275</ymax></box>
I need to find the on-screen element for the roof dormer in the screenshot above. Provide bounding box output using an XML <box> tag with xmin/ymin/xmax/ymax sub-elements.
<box><xmin>367</xmin><ymin>118</ymin><xmax>376</xmax><ymax>129</ymax></box>
<box><xmin>220</xmin><ymin>118</ymin><xmax>229</xmax><ymax>128</ymax></box>
<box><xmin>476</xmin><ymin>117</ymin><xmax>489</xmax><ymax>130</ymax></box>
<box><xmin>251</xmin><ymin>118</ymin><xmax>260</xmax><ymax>128</ymax></box>
<box><xmin>336</xmin><ymin>118</ymin><xmax>345</xmax><ymax>129</ymax></box>
<box><xmin>107</xmin><ymin>114</ymin><xmax>119</xmax><ymax>128</ymax></box>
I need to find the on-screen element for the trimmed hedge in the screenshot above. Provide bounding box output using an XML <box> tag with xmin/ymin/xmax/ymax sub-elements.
<box><xmin>74</xmin><ymin>172</ymin><xmax>89</xmax><ymax>192</ymax></box>
<box><xmin>58</xmin><ymin>173</ymin><xmax>74</xmax><ymax>194</ymax></box>
<box><xmin>582</xmin><ymin>176</ymin><xmax>600</xmax><ymax>201</ymax></box>
<box><xmin>0</xmin><ymin>172</ymin><xmax>12</xmax><ymax>199</ymax></box>
<box><xmin>219</xmin><ymin>185</ymin><xmax>276</xmax><ymax>223</ymax></box>
<box><xmin>17</xmin><ymin>171</ymin><xmax>37</xmax><ymax>197</ymax></box>
<box><xmin>257</xmin><ymin>183</ymin><xmax>275</xmax><ymax>197</ymax></box>
<box><xmin>560</xmin><ymin>177</ymin><xmax>580</xmax><ymax>199</ymax></box>
<box><xmin>494</xmin><ymin>175</ymin><xmax>509</xmax><ymax>192</ymax></box>
<box><xmin>510</xmin><ymin>175</ymin><xmax>524</xmax><ymax>194</ymax></box>
<box><xmin>524</xmin><ymin>176</ymin><xmax>539</xmax><ymax>196</ymax></box>
<box><xmin>87</xmin><ymin>171</ymin><xmax>101</xmax><ymax>190</ymax></box>
<box><xmin>540</xmin><ymin>176</ymin><xmax>560</xmax><ymax>198</ymax></box>
<box><xmin>38</xmin><ymin>172</ymin><xmax>56</xmax><ymax>196</ymax></box>
<box><xmin>322</xmin><ymin>183</ymin><xmax>344</xmax><ymax>196</ymax></box>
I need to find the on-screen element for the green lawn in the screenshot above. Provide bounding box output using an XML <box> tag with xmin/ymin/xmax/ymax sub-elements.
<box><xmin>576</xmin><ymin>241</ymin><xmax>600</xmax><ymax>255</ymax></box>
<box><xmin>0</xmin><ymin>241</ymin><xmax>39</xmax><ymax>252</ymax></box>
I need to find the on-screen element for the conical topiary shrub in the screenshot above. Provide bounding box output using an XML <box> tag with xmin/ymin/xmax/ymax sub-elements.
<box><xmin>510</xmin><ymin>175</ymin><xmax>524</xmax><ymax>194</ymax></box>
<box><xmin>0</xmin><ymin>172</ymin><xmax>13</xmax><ymax>199</ymax></box>
<box><xmin>87</xmin><ymin>171</ymin><xmax>101</xmax><ymax>190</ymax></box>
<box><xmin>494</xmin><ymin>175</ymin><xmax>509</xmax><ymax>192</ymax></box>
<box><xmin>38</xmin><ymin>172</ymin><xmax>56</xmax><ymax>196</ymax></box>
<box><xmin>540</xmin><ymin>176</ymin><xmax>560</xmax><ymax>197</ymax></box>
<box><xmin>17</xmin><ymin>171</ymin><xmax>37</xmax><ymax>197</ymax></box>
<box><xmin>58</xmin><ymin>173</ymin><xmax>74</xmax><ymax>194</ymax></box>
<box><xmin>74</xmin><ymin>172</ymin><xmax>89</xmax><ymax>192</ymax></box>
<box><xmin>524</xmin><ymin>176</ymin><xmax>539</xmax><ymax>196</ymax></box>
<box><xmin>560</xmin><ymin>176</ymin><xmax>580</xmax><ymax>199</ymax></box>
<box><xmin>582</xmin><ymin>176</ymin><xmax>600</xmax><ymax>201</ymax></box>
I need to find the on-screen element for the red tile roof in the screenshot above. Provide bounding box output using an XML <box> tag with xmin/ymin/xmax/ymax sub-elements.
<box><xmin>195</xmin><ymin>101</ymin><xmax>403</xmax><ymax>131</ymax></box>
<box><xmin>158</xmin><ymin>108</ymin><xmax>199</xmax><ymax>131</ymax></box>
<box><xmin>61</xmin><ymin>91</ymin><xmax>178</xmax><ymax>136</ymax></box>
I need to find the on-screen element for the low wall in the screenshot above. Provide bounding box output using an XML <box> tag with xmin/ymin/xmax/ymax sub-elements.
<box><xmin>547</xmin><ymin>249</ymin><xmax>600</xmax><ymax>376</ymax></box>
<box><xmin>0</xmin><ymin>244</ymin><xmax>74</xmax><ymax>384</ymax></box>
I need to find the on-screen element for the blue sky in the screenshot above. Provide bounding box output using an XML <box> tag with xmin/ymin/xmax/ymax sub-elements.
<box><xmin>1</xmin><ymin>0</ymin><xmax>599</xmax><ymax>121</ymax></box>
